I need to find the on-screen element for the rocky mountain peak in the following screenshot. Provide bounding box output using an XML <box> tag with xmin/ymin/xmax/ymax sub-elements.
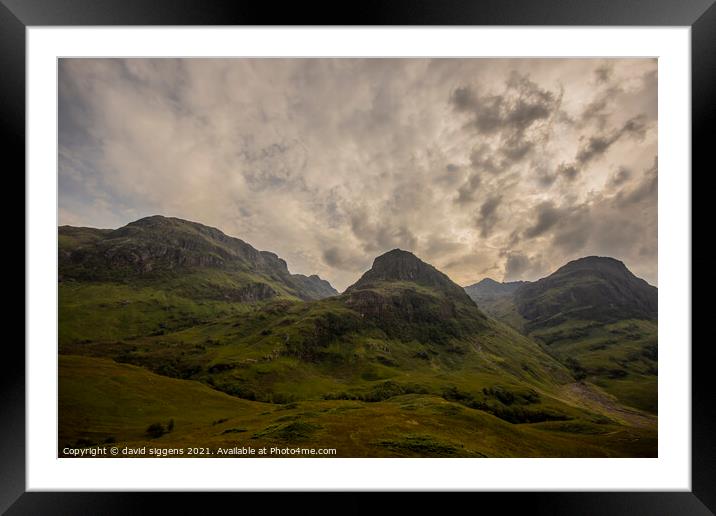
<box><xmin>515</xmin><ymin>255</ymin><xmax>657</xmax><ymax>326</ymax></box>
<box><xmin>346</xmin><ymin>249</ymin><xmax>474</xmax><ymax>303</ymax></box>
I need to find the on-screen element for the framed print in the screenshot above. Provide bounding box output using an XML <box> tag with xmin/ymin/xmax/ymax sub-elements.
<box><xmin>5</xmin><ymin>0</ymin><xmax>714</xmax><ymax>513</ymax></box>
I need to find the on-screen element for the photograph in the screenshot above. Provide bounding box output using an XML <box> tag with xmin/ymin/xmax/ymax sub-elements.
<box><xmin>57</xmin><ymin>57</ymin><xmax>658</xmax><ymax>459</ymax></box>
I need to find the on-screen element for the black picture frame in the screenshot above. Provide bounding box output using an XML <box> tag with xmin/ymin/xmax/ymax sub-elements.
<box><xmin>4</xmin><ymin>0</ymin><xmax>713</xmax><ymax>513</ymax></box>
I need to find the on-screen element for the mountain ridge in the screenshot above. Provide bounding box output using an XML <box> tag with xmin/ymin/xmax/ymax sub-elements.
<box><xmin>58</xmin><ymin>217</ymin><xmax>658</xmax><ymax>456</ymax></box>
<box><xmin>514</xmin><ymin>255</ymin><xmax>657</xmax><ymax>329</ymax></box>
<box><xmin>59</xmin><ymin>215</ymin><xmax>337</xmax><ymax>301</ymax></box>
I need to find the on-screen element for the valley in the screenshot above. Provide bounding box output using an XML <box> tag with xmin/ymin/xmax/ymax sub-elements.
<box><xmin>58</xmin><ymin>216</ymin><xmax>658</xmax><ymax>457</ymax></box>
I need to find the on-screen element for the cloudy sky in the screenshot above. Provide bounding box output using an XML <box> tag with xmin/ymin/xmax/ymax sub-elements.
<box><xmin>59</xmin><ymin>58</ymin><xmax>657</xmax><ymax>291</ymax></box>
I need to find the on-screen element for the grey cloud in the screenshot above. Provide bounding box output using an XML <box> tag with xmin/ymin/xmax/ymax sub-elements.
<box><xmin>450</xmin><ymin>73</ymin><xmax>563</xmax><ymax>183</ymax></box>
<box><xmin>580</xmin><ymin>114</ymin><xmax>647</xmax><ymax>162</ymax></box>
<box><xmin>594</xmin><ymin>63</ymin><xmax>613</xmax><ymax>84</ymax></box>
<box><xmin>579</xmin><ymin>85</ymin><xmax>622</xmax><ymax>129</ymax></box>
<box><xmin>450</xmin><ymin>86</ymin><xmax>503</xmax><ymax>134</ymax></box>
<box><xmin>350</xmin><ymin>211</ymin><xmax>418</xmax><ymax>255</ymax></box>
<box><xmin>477</xmin><ymin>195</ymin><xmax>502</xmax><ymax>238</ymax></box>
<box><xmin>581</xmin><ymin>97</ymin><xmax>608</xmax><ymax>126</ymax></box>
<box><xmin>575</xmin><ymin>135</ymin><xmax>613</xmax><ymax>165</ymax></box>
<box><xmin>530</xmin><ymin>162</ymin><xmax>557</xmax><ymax>188</ymax></box>
<box><xmin>609</xmin><ymin>166</ymin><xmax>632</xmax><ymax>188</ymax></box>
<box><xmin>537</xmin><ymin>173</ymin><xmax>557</xmax><ymax>187</ymax></box>
<box><xmin>240</xmin><ymin>139</ymin><xmax>309</xmax><ymax>191</ymax></box>
<box><xmin>455</xmin><ymin>173</ymin><xmax>482</xmax><ymax>205</ymax></box>
<box><xmin>322</xmin><ymin>246</ymin><xmax>369</xmax><ymax>272</ymax></box>
<box><xmin>560</xmin><ymin>114</ymin><xmax>649</xmax><ymax>180</ymax></box>
<box><xmin>615</xmin><ymin>158</ymin><xmax>657</xmax><ymax>206</ymax></box>
<box><xmin>504</xmin><ymin>72</ymin><xmax>558</xmax><ymax>130</ymax></box>
<box><xmin>58</xmin><ymin>58</ymin><xmax>658</xmax><ymax>289</ymax></box>
<box><xmin>451</xmin><ymin>73</ymin><xmax>561</xmax><ymax>139</ymax></box>
<box><xmin>504</xmin><ymin>252</ymin><xmax>529</xmax><ymax>279</ymax></box>
<box><xmin>450</xmin><ymin>86</ymin><xmax>476</xmax><ymax>112</ymax></box>
<box><xmin>469</xmin><ymin>144</ymin><xmax>501</xmax><ymax>174</ymax></box>
<box><xmin>323</xmin><ymin>247</ymin><xmax>346</xmax><ymax>267</ymax></box>
<box><xmin>500</xmin><ymin>133</ymin><xmax>533</xmax><ymax>162</ymax></box>
<box><xmin>423</xmin><ymin>235</ymin><xmax>465</xmax><ymax>259</ymax></box>
<box><xmin>524</xmin><ymin>202</ymin><xmax>562</xmax><ymax>238</ymax></box>
<box><xmin>551</xmin><ymin>205</ymin><xmax>591</xmax><ymax>254</ymax></box>
<box><xmin>558</xmin><ymin>163</ymin><xmax>579</xmax><ymax>181</ymax></box>
<box><xmin>503</xmin><ymin>251</ymin><xmax>546</xmax><ymax>282</ymax></box>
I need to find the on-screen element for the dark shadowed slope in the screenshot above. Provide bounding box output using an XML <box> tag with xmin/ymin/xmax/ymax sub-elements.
<box><xmin>514</xmin><ymin>256</ymin><xmax>657</xmax><ymax>331</ymax></box>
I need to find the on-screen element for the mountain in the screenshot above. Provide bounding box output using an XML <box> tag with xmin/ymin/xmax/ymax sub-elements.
<box><xmin>342</xmin><ymin>250</ymin><xmax>487</xmax><ymax>343</ymax></box>
<box><xmin>514</xmin><ymin>256</ymin><xmax>657</xmax><ymax>331</ymax></box>
<box><xmin>58</xmin><ymin>232</ymin><xmax>658</xmax><ymax>457</ymax></box>
<box><xmin>290</xmin><ymin>274</ymin><xmax>339</xmax><ymax>300</ymax></box>
<box><xmin>465</xmin><ymin>278</ymin><xmax>527</xmax><ymax>300</ymax></box>
<box><xmin>464</xmin><ymin>278</ymin><xmax>527</xmax><ymax>320</ymax></box>
<box><xmin>466</xmin><ymin>256</ymin><xmax>658</xmax><ymax>414</ymax></box>
<box><xmin>348</xmin><ymin>249</ymin><xmax>474</xmax><ymax>302</ymax></box>
<box><xmin>59</xmin><ymin>215</ymin><xmax>337</xmax><ymax>302</ymax></box>
<box><xmin>58</xmin><ymin>216</ymin><xmax>337</xmax><ymax>345</ymax></box>
<box><xmin>61</xmin><ymin>247</ymin><xmax>603</xmax><ymax>428</ymax></box>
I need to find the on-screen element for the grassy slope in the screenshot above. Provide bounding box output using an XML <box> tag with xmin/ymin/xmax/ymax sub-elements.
<box><xmin>59</xmin><ymin>219</ymin><xmax>333</xmax><ymax>304</ymax></box>
<box><xmin>62</xmin><ymin>293</ymin><xmax>587</xmax><ymax>419</ymax></box>
<box><xmin>61</xmin><ymin>289</ymin><xmax>659</xmax><ymax>449</ymax></box>
<box><xmin>58</xmin><ymin>266</ymin><xmax>657</xmax><ymax>456</ymax></box>
<box><xmin>530</xmin><ymin>319</ymin><xmax>658</xmax><ymax>414</ymax></box>
<box><xmin>58</xmin><ymin>263</ymin><xmax>315</xmax><ymax>345</ymax></box>
<box><xmin>59</xmin><ymin>281</ymin><xmax>255</xmax><ymax>344</ymax></box>
<box><xmin>473</xmin><ymin>292</ymin><xmax>657</xmax><ymax>414</ymax></box>
<box><xmin>59</xmin><ymin>355</ymin><xmax>656</xmax><ymax>457</ymax></box>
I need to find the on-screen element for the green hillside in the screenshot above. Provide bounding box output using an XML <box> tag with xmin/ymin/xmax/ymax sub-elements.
<box><xmin>463</xmin><ymin>257</ymin><xmax>658</xmax><ymax>414</ymax></box>
<box><xmin>59</xmin><ymin>216</ymin><xmax>338</xmax><ymax>344</ymax></box>
<box><xmin>58</xmin><ymin>218</ymin><xmax>657</xmax><ymax>457</ymax></box>
<box><xmin>62</xmin><ymin>250</ymin><xmax>585</xmax><ymax>425</ymax></box>
<box><xmin>59</xmin><ymin>355</ymin><xmax>656</xmax><ymax>458</ymax></box>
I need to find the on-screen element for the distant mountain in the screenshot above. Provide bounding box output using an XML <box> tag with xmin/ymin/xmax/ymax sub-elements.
<box><xmin>59</xmin><ymin>215</ymin><xmax>337</xmax><ymax>302</ymax></box>
<box><xmin>465</xmin><ymin>278</ymin><xmax>527</xmax><ymax>303</ymax></box>
<box><xmin>291</xmin><ymin>274</ymin><xmax>339</xmax><ymax>300</ymax></box>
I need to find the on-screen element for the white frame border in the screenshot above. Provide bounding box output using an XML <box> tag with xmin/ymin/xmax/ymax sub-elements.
<box><xmin>27</xmin><ymin>26</ymin><xmax>691</xmax><ymax>491</ymax></box>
